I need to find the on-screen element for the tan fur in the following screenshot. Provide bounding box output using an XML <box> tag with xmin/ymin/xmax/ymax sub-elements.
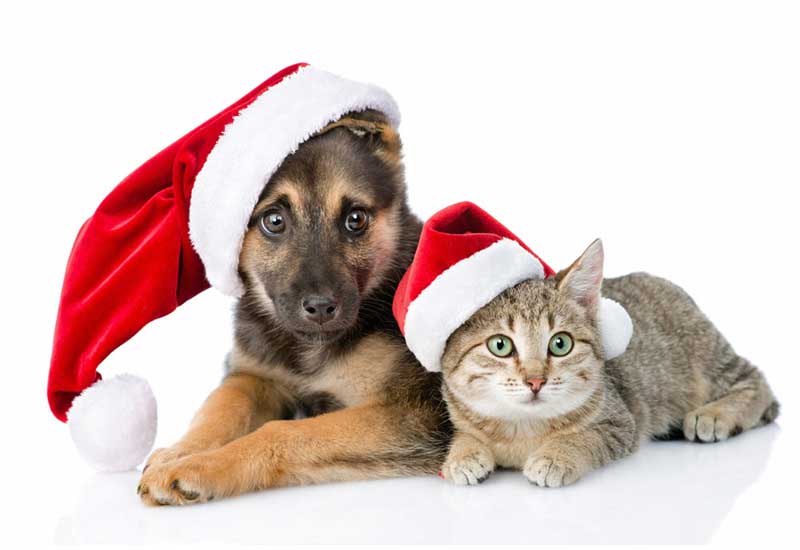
<box><xmin>140</xmin><ymin>403</ymin><xmax>405</xmax><ymax>505</ymax></box>
<box><xmin>308</xmin><ymin>334</ymin><xmax>407</xmax><ymax>406</ymax></box>
<box><xmin>252</xmin><ymin>180</ymin><xmax>305</xmax><ymax>217</ymax></box>
<box><xmin>223</xmin><ymin>333</ymin><xmax>407</xmax><ymax>409</ymax></box>
<box><xmin>360</xmin><ymin>205</ymin><xmax>402</xmax><ymax>294</ymax></box>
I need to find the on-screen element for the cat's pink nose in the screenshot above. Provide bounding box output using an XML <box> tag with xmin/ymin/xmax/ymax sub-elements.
<box><xmin>527</xmin><ymin>377</ymin><xmax>547</xmax><ymax>394</ymax></box>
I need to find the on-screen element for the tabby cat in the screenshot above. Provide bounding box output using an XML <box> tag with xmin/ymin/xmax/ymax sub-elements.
<box><xmin>440</xmin><ymin>239</ymin><xmax>779</xmax><ymax>487</ymax></box>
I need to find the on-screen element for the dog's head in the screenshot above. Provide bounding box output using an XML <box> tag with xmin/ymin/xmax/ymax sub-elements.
<box><xmin>238</xmin><ymin>110</ymin><xmax>416</xmax><ymax>342</ymax></box>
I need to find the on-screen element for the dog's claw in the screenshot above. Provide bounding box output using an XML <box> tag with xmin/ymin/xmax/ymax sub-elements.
<box><xmin>171</xmin><ymin>479</ymin><xmax>201</xmax><ymax>501</ymax></box>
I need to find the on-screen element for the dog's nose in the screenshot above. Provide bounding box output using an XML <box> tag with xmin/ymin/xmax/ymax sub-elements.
<box><xmin>301</xmin><ymin>295</ymin><xmax>339</xmax><ymax>325</ymax></box>
<box><xmin>526</xmin><ymin>377</ymin><xmax>547</xmax><ymax>394</ymax></box>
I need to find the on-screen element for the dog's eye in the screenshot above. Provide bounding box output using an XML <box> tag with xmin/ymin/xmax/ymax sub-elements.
<box><xmin>344</xmin><ymin>208</ymin><xmax>369</xmax><ymax>234</ymax></box>
<box><xmin>259</xmin><ymin>209</ymin><xmax>286</xmax><ymax>236</ymax></box>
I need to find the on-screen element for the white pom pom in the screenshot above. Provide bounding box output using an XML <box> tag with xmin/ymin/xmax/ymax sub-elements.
<box><xmin>599</xmin><ymin>297</ymin><xmax>634</xmax><ymax>360</ymax></box>
<box><xmin>67</xmin><ymin>374</ymin><xmax>157</xmax><ymax>472</ymax></box>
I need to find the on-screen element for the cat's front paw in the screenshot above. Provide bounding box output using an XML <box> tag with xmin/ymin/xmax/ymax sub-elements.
<box><xmin>524</xmin><ymin>454</ymin><xmax>582</xmax><ymax>488</ymax></box>
<box><xmin>442</xmin><ymin>448</ymin><xmax>495</xmax><ymax>486</ymax></box>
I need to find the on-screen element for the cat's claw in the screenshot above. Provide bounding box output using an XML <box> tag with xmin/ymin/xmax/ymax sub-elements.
<box><xmin>442</xmin><ymin>452</ymin><xmax>495</xmax><ymax>486</ymax></box>
<box><xmin>524</xmin><ymin>455</ymin><xmax>580</xmax><ymax>488</ymax></box>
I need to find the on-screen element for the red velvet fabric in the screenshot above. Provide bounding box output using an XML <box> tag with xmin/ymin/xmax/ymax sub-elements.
<box><xmin>47</xmin><ymin>63</ymin><xmax>306</xmax><ymax>422</ymax></box>
<box><xmin>393</xmin><ymin>202</ymin><xmax>555</xmax><ymax>333</ymax></box>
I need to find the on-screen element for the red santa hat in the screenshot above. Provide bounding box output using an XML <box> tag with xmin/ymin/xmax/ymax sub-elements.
<box><xmin>392</xmin><ymin>202</ymin><xmax>634</xmax><ymax>372</ymax></box>
<box><xmin>48</xmin><ymin>63</ymin><xmax>400</xmax><ymax>471</ymax></box>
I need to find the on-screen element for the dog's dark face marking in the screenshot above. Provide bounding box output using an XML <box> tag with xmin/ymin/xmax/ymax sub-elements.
<box><xmin>238</xmin><ymin>110</ymin><xmax>412</xmax><ymax>344</ymax></box>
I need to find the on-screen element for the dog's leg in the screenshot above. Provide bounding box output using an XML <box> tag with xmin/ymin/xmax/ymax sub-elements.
<box><xmin>138</xmin><ymin>402</ymin><xmax>446</xmax><ymax>505</ymax></box>
<box><xmin>144</xmin><ymin>372</ymin><xmax>293</xmax><ymax>470</ymax></box>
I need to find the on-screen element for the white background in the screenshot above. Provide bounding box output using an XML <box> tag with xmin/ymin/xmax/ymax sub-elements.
<box><xmin>1</xmin><ymin>0</ymin><xmax>798</xmax><ymax>546</ymax></box>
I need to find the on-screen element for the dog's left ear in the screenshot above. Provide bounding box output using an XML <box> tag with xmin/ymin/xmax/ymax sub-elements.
<box><xmin>319</xmin><ymin>110</ymin><xmax>402</xmax><ymax>166</ymax></box>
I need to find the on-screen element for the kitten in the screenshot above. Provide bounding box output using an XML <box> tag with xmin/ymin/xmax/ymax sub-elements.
<box><xmin>440</xmin><ymin>239</ymin><xmax>779</xmax><ymax>487</ymax></box>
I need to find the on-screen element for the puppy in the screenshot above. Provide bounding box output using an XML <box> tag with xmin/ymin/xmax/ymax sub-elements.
<box><xmin>138</xmin><ymin>110</ymin><xmax>451</xmax><ymax>505</ymax></box>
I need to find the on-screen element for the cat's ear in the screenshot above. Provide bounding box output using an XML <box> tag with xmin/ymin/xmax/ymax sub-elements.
<box><xmin>557</xmin><ymin>239</ymin><xmax>604</xmax><ymax>311</ymax></box>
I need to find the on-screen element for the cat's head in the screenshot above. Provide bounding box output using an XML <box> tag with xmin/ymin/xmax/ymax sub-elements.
<box><xmin>441</xmin><ymin>239</ymin><xmax>606</xmax><ymax>421</ymax></box>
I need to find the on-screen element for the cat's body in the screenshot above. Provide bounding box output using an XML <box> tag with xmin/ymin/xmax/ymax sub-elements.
<box><xmin>440</xmin><ymin>241</ymin><xmax>779</xmax><ymax>487</ymax></box>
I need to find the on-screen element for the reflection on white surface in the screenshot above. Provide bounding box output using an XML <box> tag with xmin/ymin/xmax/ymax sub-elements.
<box><xmin>55</xmin><ymin>425</ymin><xmax>779</xmax><ymax>544</ymax></box>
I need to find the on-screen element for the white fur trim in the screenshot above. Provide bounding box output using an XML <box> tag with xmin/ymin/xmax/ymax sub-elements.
<box><xmin>67</xmin><ymin>374</ymin><xmax>157</xmax><ymax>472</ymax></box>
<box><xmin>189</xmin><ymin>66</ymin><xmax>401</xmax><ymax>296</ymax></box>
<box><xmin>404</xmin><ymin>239</ymin><xmax>545</xmax><ymax>372</ymax></box>
<box><xmin>598</xmin><ymin>297</ymin><xmax>634</xmax><ymax>360</ymax></box>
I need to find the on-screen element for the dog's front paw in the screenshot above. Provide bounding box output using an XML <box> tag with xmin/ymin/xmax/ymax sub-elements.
<box><xmin>138</xmin><ymin>454</ymin><xmax>225</xmax><ymax>506</ymax></box>
<box><xmin>523</xmin><ymin>454</ymin><xmax>581</xmax><ymax>488</ymax></box>
<box><xmin>442</xmin><ymin>447</ymin><xmax>495</xmax><ymax>486</ymax></box>
<box><xmin>143</xmin><ymin>445</ymin><xmax>194</xmax><ymax>472</ymax></box>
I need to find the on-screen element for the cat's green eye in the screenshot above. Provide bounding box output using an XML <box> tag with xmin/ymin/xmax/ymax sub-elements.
<box><xmin>548</xmin><ymin>332</ymin><xmax>574</xmax><ymax>357</ymax></box>
<box><xmin>487</xmin><ymin>335</ymin><xmax>515</xmax><ymax>357</ymax></box>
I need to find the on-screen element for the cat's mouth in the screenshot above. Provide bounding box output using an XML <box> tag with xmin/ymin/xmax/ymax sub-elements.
<box><xmin>514</xmin><ymin>392</ymin><xmax>545</xmax><ymax>405</ymax></box>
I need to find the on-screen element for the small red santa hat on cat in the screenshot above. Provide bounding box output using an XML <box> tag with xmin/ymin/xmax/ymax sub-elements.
<box><xmin>392</xmin><ymin>202</ymin><xmax>634</xmax><ymax>372</ymax></box>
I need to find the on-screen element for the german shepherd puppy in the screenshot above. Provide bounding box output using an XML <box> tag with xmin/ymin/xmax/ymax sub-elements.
<box><xmin>138</xmin><ymin>110</ymin><xmax>451</xmax><ymax>505</ymax></box>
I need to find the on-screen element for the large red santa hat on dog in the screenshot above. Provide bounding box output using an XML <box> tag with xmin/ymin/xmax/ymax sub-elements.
<box><xmin>48</xmin><ymin>63</ymin><xmax>400</xmax><ymax>471</ymax></box>
<box><xmin>392</xmin><ymin>202</ymin><xmax>633</xmax><ymax>372</ymax></box>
